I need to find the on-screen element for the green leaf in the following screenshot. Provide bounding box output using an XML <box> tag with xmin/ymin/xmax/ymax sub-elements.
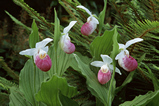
<box><xmin>35</xmin><ymin>74</ymin><xmax>77</xmax><ymax>106</ymax></box>
<box><xmin>9</xmin><ymin>87</ymin><xmax>32</xmax><ymax>106</ymax></box>
<box><xmin>70</xmin><ymin>52</ymin><xmax>91</xmax><ymax>72</ymax></box>
<box><xmin>54</xmin><ymin>9</ymin><xmax>61</xmax><ymax>50</ymax></box>
<box><xmin>98</xmin><ymin>0</ymin><xmax>107</xmax><ymax>36</ymax></box>
<box><xmin>47</xmin><ymin>9</ymin><xmax>73</xmax><ymax>77</ymax></box>
<box><xmin>5</xmin><ymin>11</ymin><xmax>31</xmax><ymax>31</ymax></box>
<box><xmin>110</xmin><ymin>26</ymin><xmax>120</xmax><ymax>61</ymax></box>
<box><xmin>59</xmin><ymin>92</ymin><xmax>79</xmax><ymax>106</ymax></box>
<box><xmin>90</xmin><ymin>27</ymin><xmax>120</xmax><ymax>60</ymax></box>
<box><xmin>19</xmin><ymin>59</ymin><xmax>48</xmax><ymax>105</ymax></box>
<box><xmin>74</xmin><ymin>54</ymin><xmax>109</xmax><ymax>105</ymax></box>
<box><xmin>120</xmin><ymin>90</ymin><xmax>159</xmax><ymax>106</ymax></box>
<box><xmin>29</xmin><ymin>19</ymin><xmax>39</xmax><ymax>48</ymax></box>
<box><xmin>48</xmin><ymin>45</ymin><xmax>73</xmax><ymax>77</ymax></box>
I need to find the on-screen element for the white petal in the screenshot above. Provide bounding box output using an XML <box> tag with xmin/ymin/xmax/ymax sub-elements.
<box><xmin>41</xmin><ymin>46</ymin><xmax>49</xmax><ymax>53</ymax></box>
<box><xmin>63</xmin><ymin>21</ymin><xmax>77</xmax><ymax>34</ymax></box>
<box><xmin>109</xmin><ymin>65</ymin><xmax>122</xmax><ymax>75</ymax></box>
<box><xmin>36</xmin><ymin>38</ymin><xmax>53</xmax><ymax>49</ymax></box>
<box><xmin>115</xmin><ymin>67</ymin><xmax>122</xmax><ymax>75</ymax></box>
<box><xmin>101</xmin><ymin>54</ymin><xmax>112</xmax><ymax>64</ymax></box>
<box><xmin>118</xmin><ymin>43</ymin><xmax>125</xmax><ymax>49</ymax></box>
<box><xmin>115</xmin><ymin>51</ymin><xmax>125</xmax><ymax>60</ymax></box>
<box><xmin>19</xmin><ymin>48</ymin><xmax>38</xmax><ymax>56</ymax></box>
<box><xmin>77</xmin><ymin>5</ymin><xmax>92</xmax><ymax>16</ymax></box>
<box><xmin>125</xmin><ymin>38</ymin><xmax>143</xmax><ymax>49</ymax></box>
<box><xmin>39</xmin><ymin>49</ymin><xmax>47</xmax><ymax>55</ymax></box>
<box><xmin>91</xmin><ymin>61</ymin><xmax>105</xmax><ymax>67</ymax></box>
<box><xmin>87</xmin><ymin>16</ymin><xmax>99</xmax><ymax>24</ymax></box>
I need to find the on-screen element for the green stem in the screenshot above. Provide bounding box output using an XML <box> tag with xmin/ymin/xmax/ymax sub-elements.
<box><xmin>107</xmin><ymin>66</ymin><xmax>115</xmax><ymax>106</ymax></box>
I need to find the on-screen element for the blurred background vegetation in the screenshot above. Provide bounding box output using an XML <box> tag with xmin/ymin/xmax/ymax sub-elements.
<box><xmin>0</xmin><ymin>0</ymin><xmax>159</xmax><ymax>105</ymax></box>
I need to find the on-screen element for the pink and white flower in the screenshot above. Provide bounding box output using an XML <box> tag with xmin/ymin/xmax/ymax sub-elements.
<box><xmin>60</xmin><ymin>21</ymin><xmax>77</xmax><ymax>54</ymax></box>
<box><xmin>77</xmin><ymin>5</ymin><xmax>99</xmax><ymax>36</ymax></box>
<box><xmin>115</xmin><ymin>38</ymin><xmax>143</xmax><ymax>72</ymax></box>
<box><xmin>19</xmin><ymin>38</ymin><xmax>53</xmax><ymax>72</ymax></box>
<box><xmin>91</xmin><ymin>55</ymin><xmax>121</xmax><ymax>84</ymax></box>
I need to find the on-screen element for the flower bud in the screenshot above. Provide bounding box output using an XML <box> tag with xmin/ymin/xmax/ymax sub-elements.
<box><xmin>118</xmin><ymin>55</ymin><xmax>138</xmax><ymax>72</ymax></box>
<box><xmin>35</xmin><ymin>53</ymin><xmax>52</xmax><ymax>72</ymax></box>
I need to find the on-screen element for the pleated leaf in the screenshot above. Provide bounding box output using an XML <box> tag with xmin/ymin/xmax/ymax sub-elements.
<box><xmin>59</xmin><ymin>92</ymin><xmax>79</xmax><ymax>106</ymax></box>
<box><xmin>29</xmin><ymin>19</ymin><xmax>39</xmax><ymax>48</ymax></box>
<box><xmin>35</xmin><ymin>74</ymin><xmax>77</xmax><ymax>106</ymax></box>
<box><xmin>48</xmin><ymin>45</ymin><xmax>73</xmax><ymax>77</ymax></box>
<box><xmin>9</xmin><ymin>87</ymin><xmax>32</xmax><ymax>106</ymax></box>
<box><xmin>74</xmin><ymin>54</ymin><xmax>109</xmax><ymax>106</ymax></box>
<box><xmin>98</xmin><ymin>0</ymin><xmax>107</xmax><ymax>36</ymax></box>
<box><xmin>48</xmin><ymin>9</ymin><xmax>73</xmax><ymax>77</ymax></box>
<box><xmin>90</xmin><ymin>27</ymin><xmax>120</xmax><ymax>60</ymax></box>
<box><xmin>19</xmin><ymin>59</ymin><xmax>48</xmax><ymax>105</ymax></box>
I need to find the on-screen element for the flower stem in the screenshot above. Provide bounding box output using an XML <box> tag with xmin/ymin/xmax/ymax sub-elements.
<box><xmin>107</xmin><ymin>66</ymin><xmax>115</xmax><ymax>106</ymax></box>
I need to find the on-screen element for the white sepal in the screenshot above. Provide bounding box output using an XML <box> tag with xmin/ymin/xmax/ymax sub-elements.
<box><xmin>118</xmin><ymin>43</ymin><xmax>125</xmax><ymax>49</ymax></box>
<box><xmin>91</xmin><ymin>61</ymin><xmax>105</xmax><ymax>68</ymax></box>
<box><xmin>101</xmin><ymin>54</ymin><xmax>112</xmax><ymax>65</ymax></box>
<box><xmin>36</xmin><ymin>38</ymin><xmax>53</xmax><ymax>49</ymax></box>
<box><xmin>63</xmin><ymin>21</ymin><xmax>77</xmax><ymax>34</ymax></box>
<box><xmin>19</xmin><ymin>48</ymin><xmax>38</xmax><ymax>56</ymax></box>
<box><xmin>109</xmin><ymin>65</ymin><xmax>121</xmax><ymax>75</ymax></box>
<box><xmin>77</xmin><ymin>5</ymin><xmax>92</xmax><ymax>16</ymax></box>
<box><xmin>41</xmin><ymin>46</ymin><xmax>49</xmax><ymax>53</ymax></box>
<box><xmin>125</xmin><ymin>38</ymin><xmax>143</xmax><ymax>49</ymax></box>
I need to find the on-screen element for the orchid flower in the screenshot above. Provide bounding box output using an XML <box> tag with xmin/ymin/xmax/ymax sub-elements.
<box><xmin>91</xmin><ymin>55</ymin><xmax>121</xmax><ymax>84</ymax></box>
<box><xmin>60</xmin><ymin>21</ymin><xmax>77</xmax><ymax>54</ymax></box>
<box><xmin>19</xmin><ymin>38</ymin><xmax>53</xmax><ymax>72</ymax></box>
<box><xmin>77</xmin><ymin>5</ymin><xmax>99</xmax><ymax>36</ymax></box>
<box><xmin>115</xmin><ymin>38</ymin><xmax>143</xmax><ymax>72</ymax></box>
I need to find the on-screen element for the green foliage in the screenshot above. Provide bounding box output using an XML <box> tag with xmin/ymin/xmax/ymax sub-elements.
<box><xmin>0</xmin><ymin>93</ymin><xmax>9</xmax><ymax>106</ymax></box>
<box><xmin>47</xmin><ymin>11</ymin><xmax>74</xmax><ymax>77</ymax></box>
<box><xmin>98</xmin><ymin>0</ymin><xmax>107</xmax><ymax>36</ymax></box>
<box><xmin>0</xmin><ymin>77</ymin><xmax>18</xmax><ymax>90</ymax></box>
<box><xmin>19</xmin><ymin>59</ymin><xmax>48</xmax><ymax>105</ymax></box>
<box><xmin>74</xmin><ymin>54</ymin><xmax>109</xmax><ymax>105</ymax></box>
<box><xmin>120</xmin><ymin>90</ymin><xmax>159</xmax><ymax>106</ymax></box>
<box><xmin>59</xmin><ymin>92</ymin><xmax>79</xmax><ymax>106</ymax></box>
<box><xmin>90</xmin><ymin>27</ymin><xmax>119</xmax><ymax>60</ymax></box>
<box><xmin>5</xmin><ymin>11</ymin><xmax>31</xmax><ymax>31</ymax></box>
<box><xmin>9</xmin><ymin>87</ymin><xmax>32</xmax><ymax>106</ymax></box>
<box><xmin>13</xmin><ymin>0</ymin><xmax>52</xmax><ymax>28</ymax></box>
<box><xmin>35</xmin><ymin>74</ymin><xmax>78</xmax><ymax>106</ymax></box>
<box><xmin>29</xmin><ymin>19</ymin><xmax>39</xmax><ymax>48</ymax></box>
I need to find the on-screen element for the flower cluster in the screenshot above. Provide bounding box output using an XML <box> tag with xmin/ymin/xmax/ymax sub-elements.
<box><xmin>91</xmin><ymin>38</ymin><xmax>143</xmax><ymax>84</ymax></box>
<box><xmin>19</xmin><ymin>5</ymin><xmax>143</xmax><ymax>85</ymax></box>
